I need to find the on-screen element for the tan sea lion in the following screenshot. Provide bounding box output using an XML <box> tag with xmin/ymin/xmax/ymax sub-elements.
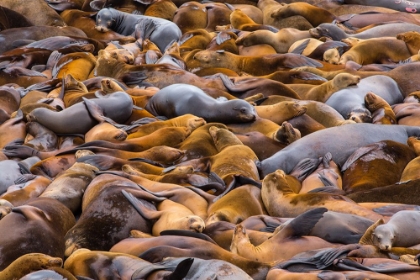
<box><xmin>230</xmin><ymin>207</ymin><xmax>337</xmax><ymax>263</ymax></box>
<box><xmin>260</xmin><ymin>169</ymin><xmax>384</xmax><ymax>221</ymax></box>
<box><xmin>364</xmin><ymin>92</ymin><xmax>397</xmax><ymax>125</ymax></box>
<box><xmin>0</xmin><ymin>253</ymin><xmax>63</xmax><ymax>280</ymax></box>
<box><xmin>122</xmin><ymin>190</ymin><xmax>205</xmax><ymax>236</ymax></box>
<box><xmin>299</xmin><ymin>73</ymin><xmax>361</xmax><ymax>102</ymax></box>
<box><xmin>235</xmin><ymin>28</ymin><xmax>311</xmax><ymax>53</ymax></box>
<box><xmin>338</xmin><ymin>37</ymin><xmax>411</xmax><ymax>65</ymax></box>
<box><xmin>254</xmin><ymin>101</ymin><xmax>307</xmax><ymax>125</ymax></box>
<box><xmin>192</xmin><ymin>49</ymin><xmax>322</xmax><ymax>76</ymax></box>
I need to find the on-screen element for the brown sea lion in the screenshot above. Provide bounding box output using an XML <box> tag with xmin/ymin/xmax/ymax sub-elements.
<box><xmin>1</xmin><ymin>0</ymin><xmax>65</xmax><ymax>26</ymax></box>
<box><xmin>236</xmin><ymin>131</ymin><xmax>287</xmax><ymax>160</ymax></box>
<box><xmin>64</xmin><ymin>174</ymin><xmax>154</xmax><ymax>256</ymax></box>
<box><xmin>85</xmin><ymin>122</ymin><xmax>128</xmax><ymax>142</ymax></box>
<box><xmin>341</xmin><ymin>140</ymin><xmax>416</xmax><ymax>194</ymax></box>
<box><xmin>0</xmin><ymin>197</ymin><xmax>75</xmax><ymax>270</ymax></box>
<box><xmin>397</xmin><ymin>31</ymin><xmax>420</xmax><ymax>55</ymax></box>
<box><xmin>228</xmin><ymin>9</ymin><xmax>278</xmax><ymax>32</ymax></box>
<box><xmin>270</xmin><ymin>2</ymin><xmax>336</xmax><ymax>27</ymax></box>
<box><xmin>393</xmin><ymin>102</ymin><xmax>420</xmax><ymax>126</ymax></box>
<box><xmin>364</xmin><ymin>92</ymin><xmax>397</xmax><ymax>124</ymax></box>
<box><xmin>39</xmin><ymin>162</ymin><xmax>99</xmax><ymax>213</ymax></box>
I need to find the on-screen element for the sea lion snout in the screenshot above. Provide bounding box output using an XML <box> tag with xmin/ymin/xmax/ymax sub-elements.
<box><xmin>95</xmin><ymin>25</ymin><xmax>109</xmax><ymax>32</ymax></box>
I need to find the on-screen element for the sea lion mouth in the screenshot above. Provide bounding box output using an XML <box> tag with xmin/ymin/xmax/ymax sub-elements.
<box><xmin>95</xmin><ymin>25</ymin><xmax>109</xmax><ymax>32</ymax></box>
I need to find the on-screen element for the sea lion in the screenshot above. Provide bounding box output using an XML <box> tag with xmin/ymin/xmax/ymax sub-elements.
<box><xmin>24</xmin><ymin>122</ymin><xmax>58</xmax><ymax>152</ymax></box>
<box><xmin>254</xmin><ymin>101</ymin><xmax>307</xmax><ymax>125</ymax></box>
<box><xmin>127</xmin><ymin>114</ymin><xmax>206</xmax><ymax>138</ymax></box>
<box><xmin>299</xmin><ymin>72</ymin><xmax>361</xmax><ymax>102</ymax></box>
<box><xmin>372</xmin><ymin>210</ymin><xmax>420</xmax><ymax>250</ymax></box>
<box><xmin>95</xmin><ymin>7</ymin><xmax>182</xmax><ymax>52</ymax></box>
<box><xmin>122</xmin><ymin>190</ymin><xmax>206</xmax><ymax>236</ymax></box>
<box><xmin>310</xmin><ymin>22</ymin><xmax>420</xmax><ymax>41</ymax></box>
<box><xmin>258</xmin><ymin>123</ymin><xmax>420</xmax><ymax>176</ymax></box>
<box><xmin>85</xmin><ymin>122</ymin><xmax>128</xmax><ymax>142</ymax></box>
<box><xmin>228</xmin><ymin>9</ymin><xmax>278</xmax><ymax>32</ymax></box>
<box><xmin>0</xmin><ymin>197</ymin><xmax>75</xmax><ymax>270</ymax></box>
<box><xmin>172</xmin><ymin>2</ymin><xmax>208</xmax><ymax>33</ymax></box>
<box><xmin>338</xmin><ymin>37</ymin><xmax>411</xmax><ymax>65</ymax></box>
<box><xmin>26</xmin><ymin>91</ymin><xmax>133</xmax><ymax>135</ymax></box>
<box><xmin>60</xmin><ymin>9</ymin><xmax>135</xmax><ymax>44</ymax></box>
<box><xmin>393</xmin><ymin>102</ymin><xmax>420</xmax><ymax>126</ymax></box>
<box><xmin>110</xmin><ymin>235</ymin><xmax>272</xmax><ymax>280</ymax></box>
<box><xmin>270</xmin><ymin>2</ymin><xmax>336</xmax><ymax>27</ymax></box>
<box><xmin>0</xmin><ymin>253</ymin><xmax>63</xmax><ymax>280</ymax></box>
<box><xmin>0</xmin><ymin>6</ymin><xmax>33</xmax><ymax>31</ymax></box>
<box><xmin>341</xmin><ymin>140</ymin><xmax>416</xmax><ymax>194</ymax></box>
<box><xmin>260</xmin><ymin>169</ymin><xmax>384</xmax><ymax>221</ymax></box>
<box><xmin>325</xmin><ymin>75</ymin><xmax>403</xmax><ymax>121</ymax></box>
<box><xmin>396</xmin><ymin>30</ymin><xmax>420</xmax><ymax>55</ymax></box>
<box><xmin>235</xmin><ymin>28</ymin><xmax>311</xmax><ymax>53</ymax></box>
<box><xmin>206</xmin><ymin>185</ymin><xmax>266</xmax><ymax>226</ymax></box>
<box><xmin>0</xmin><ymin>175</ymin><xmax>51</xmax><ymax>207</ymax></box>
<box><xmin>39</xmin><ymin>162</ymin><xmax>99</xmax><ymax>213</ymax></box>
<box><xmin>236</xmin><ymin>131</ymin><xmax>287</xmax><ymax>160</ymax></box>
<box><xmin>364</xmin><ymin>92</ymin><xmax>397</xmax><ymax>124</ymax></box>
<box><xmin>63</xmin><ymin>248</ymin><xmax>155</xmax><ymax>279</ymax></box>
<box><xmin>0</xmin><ymin>0</ymin><xmax>65</xmax><ymax>26</ymax></box>
<box><xmin>64</xmin><ymin>174</ymin><xmax>154</xmax><ymax>256</ymax></box>
<box><xmin>144</xmin><ymin>84</ymin><xmax>256</xmax><ymax>124</ymax></box>
<box><xmin>192</xmin><ymin>49</ymin><xmax>322</xmax><ymax>75</ymax></box>
<box><xmin>230</xmin><ymin>208</ymin><xmax>337</xmax><ymax>263</ymax></box>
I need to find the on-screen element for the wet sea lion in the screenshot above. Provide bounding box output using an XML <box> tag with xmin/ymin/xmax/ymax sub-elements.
<box><xmin>0</xmin><ymin>175</ymin><xmax>51</xmax><ymax>206</ymax></box>
<box><xmin>0</xmin><ymin>197</ymin><xmax>75</xmax><ymax>270</ymax></box>
<box><xmin>95</xmin><ymin>7</ymin><xmax>182</xmax><ymax>52</ymax></box>
<box><xmin>341</xmin><ymin>140</ymin><xmax>416</xmax><ymax>194</ymax></box>
<box><xmin>145</xmin><ymin>84</ymin><xmax>256</xmax><ymax>124</ymax></box>
<box><xmin>258</xmin><ymin>123</ymin><xmax>420</xmax><ymax>176</ymax></box>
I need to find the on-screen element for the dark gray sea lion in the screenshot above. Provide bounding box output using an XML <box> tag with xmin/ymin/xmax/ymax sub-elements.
<box><xmin>145</xmin><ymin>84</ymin><xmax>257</xmax><ymax>124</ymax></box>
<box><xmin>258</xmin><ymin>123</ymin><xmax>420</xmax><ymax>176</ymax></box>
<box><xmin>95</xmin><ymin>7</ymin><xmax>182</xmax><ymax>52</ymax></box>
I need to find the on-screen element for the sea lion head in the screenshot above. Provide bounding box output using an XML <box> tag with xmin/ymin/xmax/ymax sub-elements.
<box><xmin>95</xmin><ymin>8</ymin><xmax>116</xmax><ymax>32</ymax></box>
<box><xmin>230</xmin><ymin>100</ymin><xmax>257</xmax><ymax>122</ymax></box>
<box><xmin>372</xmin><ymin>224</ymin><xmax>395</xmax><ymax>251</ymax></box>
<box><xmin>186</xmin><ymin>216</ymin><xmax>205</xmax><ymax>233</ymax></box>
<box><xmin>347</xmin><ymin>108</ymin><xmax>372</xmax><ymax>123</ymax></box>
<box><xmin>274</xmin><ymin>121</ymin><xmax>301</xmax><ymax>144</ymax></box>
<box><xmin>323</xmin><ymin>48</ymin><xmax>341</xmax><ymax>64</ymax></box>
<box><xmin>333</xmin><ymin>73</ymin><xmax>360</xmax><ymax>89</ymax></box>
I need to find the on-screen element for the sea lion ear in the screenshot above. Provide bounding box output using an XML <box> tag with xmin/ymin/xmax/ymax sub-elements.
<box><xmin>216</xmin><ymin>50</ymin><xmax>225</xmax><ymax>54</ymax></box>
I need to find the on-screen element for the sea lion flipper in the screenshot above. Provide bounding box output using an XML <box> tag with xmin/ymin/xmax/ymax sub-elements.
<box><xmin>289</xmin><ymin>157</ymin><xmax>322</xmax><ymax>181</ymax></box>
<box><xmin>14</xmin><ymin>174</ymin><xmax>37</xmax><ymax>184</ymax></box>
<box><xmin>276</xmin><ymin>207</ymin><xmax>328</xmax><ymax>238</ymax></box>
<box><xmin>290</xmin><ymin>39</ymin><xmax>311</xmax><ymax>55</ymax></box>
<box><xmin>307</xmin><ymin>186</ymin><xmax>345</xmax><ymax>195</ymax></box>
<box><xmin>359</xmin><ymin>218</ymin><xmax>385</xmax><ymax>245</ymax></box>
<box><xmin>164</xmin><ymin>257</ymin><xmax>194</xmax><ymax>280</ymax></box>
<box><xmin>82</xmin><ymin>97</ymin><xmax>107</xmax><ymax>123</ymax></box>
<box><xmin>317</xmin><ymin>173</ymin><xmax>337</xmax><ymax>188</ymax></box>
<box><xmin>341</xmin><ymin>143</ymin><xmax>380</xmax><ymax>172</ymax></box>
<box><xmin>121</xmin><ymin>189</ymin><xmax>163</xmax><ymax>221</ymax></box>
